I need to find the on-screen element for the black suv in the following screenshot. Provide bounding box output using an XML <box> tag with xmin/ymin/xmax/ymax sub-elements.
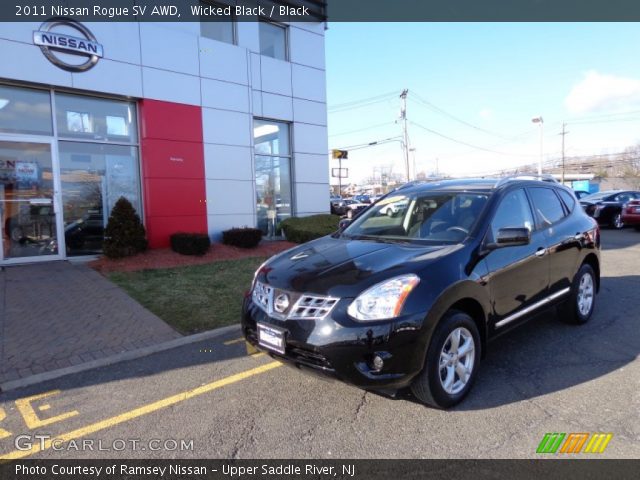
<box><xmin>242</xmin><ymin>176</ymin><xmax>601</xmax><ymax>408</ymax></box>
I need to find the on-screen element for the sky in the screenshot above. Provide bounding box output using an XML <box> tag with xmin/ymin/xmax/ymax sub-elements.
<box><xmin>324</xmin><ymin>23</ymin><xmax>640</xmax><ymax>185</ymax></box>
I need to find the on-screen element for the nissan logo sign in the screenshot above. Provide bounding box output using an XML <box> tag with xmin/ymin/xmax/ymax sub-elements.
<box><xmin>33</xmin><ymin>19</ymin><xmax>103</xmax><ymax>72</ymax></box>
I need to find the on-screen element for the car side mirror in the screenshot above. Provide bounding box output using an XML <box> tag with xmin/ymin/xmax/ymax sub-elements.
<box><xmin>493</xmin><ymin>227</ymin><xmax>531</xmax><ymax>248</ymax></box>
<box><xmin>338</xmin><ymin>218</ymin><xmax>351</xmax><ymax>231</ymax></box>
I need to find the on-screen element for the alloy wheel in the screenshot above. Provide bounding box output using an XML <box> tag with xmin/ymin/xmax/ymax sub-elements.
<box><xmin>613</xmin><ymin>213</ymin><xmax>624</xmax><ymax>229</ymax></box>
<box><xmin>577</xmin><ymin>272</ymin><xmax>594</xmax><ymax>317</ymax></box>
<box><xmin>438</xmin><ymin>327</ymin><xmax>475</xmax><ymax>395</ymax></box>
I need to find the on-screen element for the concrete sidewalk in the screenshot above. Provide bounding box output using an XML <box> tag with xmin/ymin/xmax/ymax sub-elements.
<box><xmin>0</xmin><ymin>261</ymin><xmax>182</xmax><ymax>385</ymax></box>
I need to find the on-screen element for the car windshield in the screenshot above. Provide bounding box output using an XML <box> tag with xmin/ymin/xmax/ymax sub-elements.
<box><xmin>341</xmin><ymin>191</ymin><xmax>489</xmax><ymax>244</ymax></box>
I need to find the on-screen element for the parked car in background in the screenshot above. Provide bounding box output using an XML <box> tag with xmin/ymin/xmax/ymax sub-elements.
<box><xmin>580</xmin><ymin>190</ymin><xmax>640</xmax><ymax>229</ymax></box>
<box><xmin>243</xmin><ymin>176</ymin><xmax>601</xmax><ymax>408</ymax></box>
<box><xmin>352</xmin><ymin>194</ymin><xmax>372</xmax><ymax>204</ymax></box>
<box><xmin>343</xmin><ymin>198</ymin><xmax>369</xmax><ymax>219</ymax></box>
<box><xmin>621</xmin><ymin>199</ymin><xmax>640</xmax><ymax>231</ymax></box>
<box><xmin>330</xmin><ymin>195</ymin><xmax>346</xmax><ymax>215</ymax></box>
<box><xmin>574</xmin><ymin>190</ymin><xmax>590</xmax><ymax>199</ymax></box>
<box><xmin>378</xmin><ymin>198</ymin><xmax>409</xmax><ymax>217</ymax></box>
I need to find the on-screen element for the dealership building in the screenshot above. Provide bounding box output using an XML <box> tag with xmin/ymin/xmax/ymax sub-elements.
<box><xmin>0</xmin><ymin>8</ymin><xmax>329</xmax><ymax>264</ymax></box>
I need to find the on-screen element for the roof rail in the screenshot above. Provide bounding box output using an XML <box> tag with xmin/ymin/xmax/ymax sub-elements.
<box><xmin>494</xmin><ymin>174</ymin><xmax>558</xmax><ymax>188</ymax></box>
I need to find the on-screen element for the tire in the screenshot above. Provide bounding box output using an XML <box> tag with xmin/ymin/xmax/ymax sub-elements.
<box><xmin>634</xmin><ymin>225</ymin><xmax>640</xmax><ymax>232</ymax></box>
<box><xmin>611</xmin><ymin>212</ymin><xmax>624</xmax><ymax>229</ymax></box>
<box><xmin>10</xmin><ymin>225</ymin><xmax>23</xmax><ymax>242</ymax></box>
<box><xmin>410</xmin><ymin>310</ymin><xmax>481</xmax><ymax>409</ymax></box>
<box><xmin>559</xmin><ymin>263</ymin><xmax>596</xmax><ymax>325</ymax></box>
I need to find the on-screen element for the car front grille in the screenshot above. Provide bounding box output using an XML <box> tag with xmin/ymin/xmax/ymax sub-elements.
<box><xmin>288</xmin><ymin>295</ymin><xmax>339</xmax><ymax>320</ymax></box>
<box><xmin>252</xmin><ymin>281</ymin><xmax>339</xmax><ymax>321</ymax></box>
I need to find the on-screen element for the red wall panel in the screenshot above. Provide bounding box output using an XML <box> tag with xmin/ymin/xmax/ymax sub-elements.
<box><xmin>141</xmin><ymin>139</ymin><xmax>205</xmax><ymax>179</ymax></box>
<box><xmin>139</xmin><ymin>99</ymin><xmax>207</xmax><ymax>248</ymax></box>
<box><xmin>143</xmin><ymin>178</ymin><xmax>206</xmax><ymax>217</ymax></box>
<box><xmin>139</xmin><ymin>99</ymin><xmax>203</xmax><ymax>142</ymax></box>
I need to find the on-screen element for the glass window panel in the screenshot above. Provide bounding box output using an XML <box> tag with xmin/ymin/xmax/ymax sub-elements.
<box><xmin>259</xmin><ymin>21</ymin><xmax>287</xmax><ymax>61</ymax></box>
<box><xmin>55</xmin><ymin>94</ymin><xmax>137</xmax><ymax>143</ymax></box>
<box><xmin>0</xmin><ymin>84</ymin><xmax>52</xmax><ymax>135</ymax></box>
<box><xmin>200</xmin><ymin>2</ymin><xmax>235</xmax><ymax>44</ymax></box>
<box><xmin>59</xmin><ymin>141</ymin><xmax>141</xmax><ymax>256</ymax></box>
<box><xmin>0</xmin><ymin>141</ymin><xmax>58</xmax><ymax>258</ymax></box>
<box><xmin>528</xmin><ymin>187</ymin><xmax>567</xmax><ymax>228</ymax></box>
<box><xmin>557</xmin><ymin>189</ymin><xmax>576</xmax><ymax>212</ymax></box>
<box><xmin>255</xmin><ymin>155</ymin><xmax>292</xmax><ymax>235</ymax></box>
<box><xmin>254</xmin><ymin>120</ymin><xmax>290</xmax><ymax>156</ymax></box>
<box><xmin>491</xmin><ymin>189</ymin><xmax>534</xmax><ymax>240</ymax></box>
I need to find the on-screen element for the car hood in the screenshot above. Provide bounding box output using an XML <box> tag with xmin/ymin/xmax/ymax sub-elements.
<box><xmin>260</xmin><ymin>235</ymin><xmax>456</xmax><ymax>297</ymax></box>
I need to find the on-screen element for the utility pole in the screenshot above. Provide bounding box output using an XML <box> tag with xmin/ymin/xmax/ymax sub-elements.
<box><xmin>400</xmin><ymin>89</ymin><xmax>410</xmax><ymax>182</ymax></box>
<box><xmin>560</xmin><ymin>123</ymin><xmax>569</xmax><ymax>184</ymax></box>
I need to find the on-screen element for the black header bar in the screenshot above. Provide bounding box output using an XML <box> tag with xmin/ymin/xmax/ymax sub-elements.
<box><xmin>3</xmin><ymin>0</ymin><xmax>640</xmax><ymax>22</ymax></box>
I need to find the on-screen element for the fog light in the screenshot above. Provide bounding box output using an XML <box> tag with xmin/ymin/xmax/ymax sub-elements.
<box><xmin>371</xmin><ymin>355</ymin><xmax>384</xmax><ymax>371</ymax></box>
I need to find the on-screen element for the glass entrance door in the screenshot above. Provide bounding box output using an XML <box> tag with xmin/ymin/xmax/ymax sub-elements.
<box><xmin>0</xmin><ymin>140</ymin><xmax>62</xmax><ymax>263</ymax></box>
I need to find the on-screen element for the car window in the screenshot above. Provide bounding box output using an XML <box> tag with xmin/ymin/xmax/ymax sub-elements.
<box><xmin>615</xmin><ymin>193</ymin><xmax>633</xmax><ymax>203</ymax></box>
<box><xmin>490</xmin><ymin>189</ymin><xmax>534</xmax><ymax>240</ymax></box>
<box><xmin>557</xmin><ymin>189</ymin><xmax>576</xmax><ymax>212</ymax></box>
<box><xmin>528</xmin><ymin>187</ymin><xmax>566</xmax><ymax>228</ymax></box>
<box><xmin>343</xmin><ymin>192</ymin><xmax>488</xmax><ymax>244</ymax></box>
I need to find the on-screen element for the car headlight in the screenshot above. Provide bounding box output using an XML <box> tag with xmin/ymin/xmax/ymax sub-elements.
<box><xmin>347</xmin><ymin>274</ymin><xmax>420</xmax><ymax>321</ymax></box>
<box><xmin>251</xmin><ymin>260</ymin><xmax>269</xmax><ymax>291</ymax></box>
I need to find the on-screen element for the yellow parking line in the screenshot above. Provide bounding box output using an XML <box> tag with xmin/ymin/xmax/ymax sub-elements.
<box><xmin>223</xmin><ymin>337</ymin><xmax>245</xmax><ymax>346</ymax></box>
<box><xmin>0</xmin><ymin>361</ymin><xmax>282</xmax><ymax>460</ymax></box>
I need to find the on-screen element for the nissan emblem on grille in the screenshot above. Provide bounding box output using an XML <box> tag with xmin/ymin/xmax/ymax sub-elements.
<box><xmin>252</xmin><ymin>281</ymin><xmax>339</xmax><ymax>320</ymax></box>
<box><xmin>274</xmin><ymin>293</ymin><xmax>290</xmax><ymax>313</ymax></box>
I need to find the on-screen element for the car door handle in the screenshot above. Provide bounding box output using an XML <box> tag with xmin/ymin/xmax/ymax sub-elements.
<box><xmin>535</xmin><ymin>248</ymin><xmax>547</xmax><ymax>257</ymax></box>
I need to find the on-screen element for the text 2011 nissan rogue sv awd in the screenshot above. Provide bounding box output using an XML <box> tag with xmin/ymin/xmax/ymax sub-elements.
<box><xmin>242</xmin><ymin>176</ymin><xmax>601</xmax><ymax>408</ymax></box>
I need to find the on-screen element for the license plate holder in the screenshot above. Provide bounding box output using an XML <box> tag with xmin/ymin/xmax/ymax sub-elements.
<box><xmin>257</xmin><ymin>323</ymin><xmax>286</xmax><ymax>354</ymax></box>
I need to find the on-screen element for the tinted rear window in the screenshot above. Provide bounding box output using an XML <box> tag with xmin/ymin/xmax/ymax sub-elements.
<box><xmin>557</xmin><ymin>189</ymin><xmax>576</xmax><ymax>212</ymax></box>
<box><xmin>528</xmin><ymin>187</ymin><xmax>566</xmax><ymax>227</ymax></box>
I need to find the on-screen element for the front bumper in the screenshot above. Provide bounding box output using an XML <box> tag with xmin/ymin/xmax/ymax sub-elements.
<box><xmin>241</xmin><ymin>296</ymin><xmax>427</xmax><ymax>390</ymax></box>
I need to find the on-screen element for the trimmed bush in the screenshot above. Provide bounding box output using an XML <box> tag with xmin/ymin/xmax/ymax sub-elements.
<box><xmin>103</xmin><ymin>197</ymin><xmax>148</xmax><ymax>259</ymax></box>
<box><xmin>170</xmin><ymin>232</ymin><xmax>211</xmax><ymax>256</ymax></box>
<box><xmin>222</xmin><ymin>227</ymin><xmax>263</xmax><ymax>248</ymax></box>
<box><xmin>278</xmin><ymin>214</ymin><xmax>341</xmax><ymax>244</ymax></box>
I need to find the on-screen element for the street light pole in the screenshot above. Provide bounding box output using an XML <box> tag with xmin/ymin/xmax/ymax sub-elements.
<box><xmin>531</xmin><ymin>117</ymin><xmax>544</xmax><ymax>175</ymax></box>
<box><xmin>400</xmin><ymin>89</ymin><xmax>410</xmax><ymax>182</ymax></box>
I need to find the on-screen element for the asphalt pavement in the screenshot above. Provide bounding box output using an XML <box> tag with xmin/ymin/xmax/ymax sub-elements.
<box><xmin>0</xmin><ymin>229</ymin><xmax>638</xmax><ymax>459</ymax></box>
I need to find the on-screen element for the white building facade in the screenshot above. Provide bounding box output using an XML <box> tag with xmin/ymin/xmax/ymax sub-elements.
<box><xmin>0</xmin><ymin>12</ymin><xmax>329</xmax><ymax>263</ymax></box>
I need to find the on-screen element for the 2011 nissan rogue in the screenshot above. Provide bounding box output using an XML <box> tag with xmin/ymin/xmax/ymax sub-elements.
<box><xmin>242</xmin><ymin>176</ymin><xmax>601</xmax><ymax>408</ymax></box>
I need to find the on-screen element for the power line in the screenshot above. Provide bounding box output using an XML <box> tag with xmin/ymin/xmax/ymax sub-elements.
<box><xmin>409</xmin><ymin>92</ymin><xmax>512</xmax><ymax>141</ymax></box>
<box><xmin>408</xmin><ymin>120</ymin><xmax>538</xmax><ymax>157</ymax></box>
<box><xmin>334</xmin><ymin>136</ymin><xmax>403</xmax><ymax>151</ymax></box>
<box><xmin>329</xmin><ymin>121</ymin><xmax>396</xmax><ymax>138</ymax></box>
<box><xmin>328</xmin><ymin>91</ymin><xmax>397</xmax><ymax>113</ymax></box>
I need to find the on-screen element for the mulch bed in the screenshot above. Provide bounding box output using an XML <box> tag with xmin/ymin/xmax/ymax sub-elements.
<box><xmin>89</xmin><ymin>240</ymin><xmax>297</xmax><ymax>273</ymax></box>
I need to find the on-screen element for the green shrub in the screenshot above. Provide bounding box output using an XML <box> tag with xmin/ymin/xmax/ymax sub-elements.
<box><xmin>170</xmin><ymin>232</ymin><xmax>211</xmax><ymax>256</ymax></box>
<box><xmin>222</xmin><ymin>227</ymin><xmax>263</xmax><ymax>248</ymax></box>
<box><xmin>278</xmin><ymin>214</ymin><xmax>341</xmax><ymax>244</ymax></box>
<box><xmin>103</xmin><ymin>197</ymin><xmax>148</xmax><ymax>259</ymax></box>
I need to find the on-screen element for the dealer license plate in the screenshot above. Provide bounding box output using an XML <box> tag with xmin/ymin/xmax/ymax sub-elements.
<box><xmin>257</xmin><ymin>323</ymin><xmax>286</xmax><ymax>354</ymax></box>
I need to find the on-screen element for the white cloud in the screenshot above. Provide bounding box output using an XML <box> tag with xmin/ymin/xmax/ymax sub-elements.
<box><xmin>565</xmin><ymin>70</ymin><xmax>640</xmax><ymax>114</ymax></box>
